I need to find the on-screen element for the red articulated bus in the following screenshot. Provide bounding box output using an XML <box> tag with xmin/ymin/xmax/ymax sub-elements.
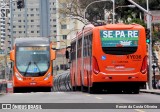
<box><xmin>69</xmin><ymin>23</ymin><xmax>147</xmax><ymax>94</ymax></box>
<box><xmin>10</xmin><ymin>37</ymin><xmax>56</xmax><ymax>92</ymax></box>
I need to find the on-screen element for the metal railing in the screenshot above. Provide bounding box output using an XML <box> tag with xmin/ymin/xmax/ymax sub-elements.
<box><xmin>53</xmin><ymin>71</ymin><xmax>72</xmax><ymax>92</ymax></box>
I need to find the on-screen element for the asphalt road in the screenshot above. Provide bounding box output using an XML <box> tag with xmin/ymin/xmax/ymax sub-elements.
<box><xmin>0</xmin><ymin>92</ymin><xmax>160</xmax><ymax>112</ymax></box>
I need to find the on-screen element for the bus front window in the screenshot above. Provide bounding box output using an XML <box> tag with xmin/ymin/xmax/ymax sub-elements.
<box><xmin>16</xmin><ymin>46</ymin><xmax>50</xmax><ymax>77</ymax></box>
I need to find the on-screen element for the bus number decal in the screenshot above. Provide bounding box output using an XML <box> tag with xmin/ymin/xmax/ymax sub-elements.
<box><xmin>127</xmin><ymin>55</ymin><xmax>141</xmax><ymax>60</ymax></box>
<box><xmin>23</xmin><ymin>77</ymin><xmax>31</xmax><ymax>80</ymax></box>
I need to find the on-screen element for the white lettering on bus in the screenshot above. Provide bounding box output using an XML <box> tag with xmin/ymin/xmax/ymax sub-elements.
<box><xmin>103</xmin><ymin>31</ymin><xmax>108</xmax><ymax>38</ymax></box>
<box><xmin>103</xmin><ymin>30</ymin><xmax>138</xmax><ymax>38</ymax></box>
<box><xmin>115</xmin><ymin>31</ymin><xmax>121</xmax><ymax>37</ymax></box>
<box><xmin>120</xmin><ymin>31</ymin><xmax>125</xmax><ymax>37</ymax></box>
<box><xmin>108</xmin><ymin>31</ymin><xmax>113</xmax><ymax>38</ymax></box>
<box><xmin>133</xmin><ymin>31</ymin><xmax>138</xmax><ymax>38</ymax></box>
<box><xmin>128</xmin><ymin>31</ymin><xmax>133</xmax><ymax>37</ymax></box>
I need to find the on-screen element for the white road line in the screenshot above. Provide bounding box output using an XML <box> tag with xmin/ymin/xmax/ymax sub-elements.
<box><xmin>95</xmin><ymin>97</ymin><xmax>102</xmax><ymax>99</ymax></box>
<box><xmin>14</xmin><ymin>93</ymin><xmax>24</xmax><ymax>95</ymax></box>
<box><xmin>134</xmin><ymin>109</ymin><xmax>145</xmax><ymax>112</ymax></box>
<box><xmin>55</xmin><ymin>92</ymin><xmax>64</xmax><ymax>93</ymax></box>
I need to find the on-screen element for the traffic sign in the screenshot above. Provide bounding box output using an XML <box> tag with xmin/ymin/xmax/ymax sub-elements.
<box><xmin>144</xmin><ymin>15</ymin><xmax>153</xmax><ymax>22</ymax></box>
<box><xmin>0</xmin><ymin>8</ymin><xmax>10</xmax><ymax>18</ymax></box>
<box><xmin>144</xmin><ymin>11</ymin><xmax>160</xmax><ymax>23</ymax></box>
<box><xmin>0</xmin><ymin>0</ymin><xmax>9</xmax><ymax>18</ymax></box>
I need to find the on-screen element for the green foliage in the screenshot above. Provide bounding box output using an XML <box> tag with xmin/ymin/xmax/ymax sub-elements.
<box><xmin>153</xmin><ymin>31</ymin><xmax>160</xmax><ymax>42</ymax></box>
<box><xmin>126</xmin><ymin>18</ymin><xmax>146</xmax><ymax>27</ymax></box>
<box><xmin>61</xmin><ymin>0</ymin><xmax>160</xmax><ymax>25</ymax></box>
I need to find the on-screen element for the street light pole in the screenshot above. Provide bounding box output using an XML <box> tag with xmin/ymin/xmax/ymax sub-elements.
<box><xmin>115</xmin><ymin>5</ymin><xmax>135</xmax><ymax>9</ymax></box>
<box><xmin>112</xmin><ymin>0</ymin><xmax>115</xmax><ymax>23</ymax></box>
<box><xmin>9</xmin><ymin>0</ymin><xmax>14</xmax><ymax>81</ymax></box>
<box><xmin>127</xmin><ymin>0</ymin><xmax>153</xmax><ymax>90</ymax></box>
<box><xmin>83</xmin><ymin>0</ymin><xmax>115</xmax><ymax>24</ymax></box>
<box><xmin>10</xmin><ymin>0</ymin><xmax>13</xmax><ymax>50</ymax></box>
<box><xmin>114</xmin><ymin>5</ymin><xmax>135</xmax><ymax>23</ymax></box>
<box><xmin>146</xmin><ymin>0</ymin><xmax>153</xmax><ymax>90</ymax></box>
<box><xmin>24</xmin><ymin>0</ymin><xmax>27</xmax><ymax>37</ymax></box>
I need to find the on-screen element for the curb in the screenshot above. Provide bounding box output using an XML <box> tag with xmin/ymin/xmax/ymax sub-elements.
<box><xmin>140</xmin><ymin>90</ymin><xmax>160</xmax><ymax>95</ymax></box>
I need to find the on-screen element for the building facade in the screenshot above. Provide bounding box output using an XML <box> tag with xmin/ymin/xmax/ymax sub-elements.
<box><xmin>0</xmin><ymin>0</ymin><xmax>10</xmax><ymax>54</ymax></box>
<box><xmin>0</xmin><ymin>0</ymin><xmax>84</xmax><ymax>75</ymax></box>
<box><xmin>54</xmin><ymin>0</ymin><xmax>84</xmax><ymax>75</ymax></box>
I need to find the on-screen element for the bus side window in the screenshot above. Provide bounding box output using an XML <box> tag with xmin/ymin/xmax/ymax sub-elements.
<box><xmin>71</xmin><ymin>42</ymin><xmax>76</xmax><ymax>61</ymax></box>
<box><xmin>84</xmin><ymin>36</ymin><xmax>87</xmax><ymax>57</ymax></box>
<box><xmin>89</xmin><ymin>34</ymin><xmax>92</xmax><ymax>56</ymax></box>
<box><xmin>78</xmin><ymin>38</ymin><xmax>82</xmax><ymax>58</ymax></box>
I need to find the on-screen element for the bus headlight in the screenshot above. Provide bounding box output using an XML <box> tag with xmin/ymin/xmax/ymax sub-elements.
<box><xmin>44</xmin><ymin>73</ymin><xmax>51</xmax><ymax>80</ymax></box>
<box><xmin>15</xmin><ymin>72</ymin><xmax>23</xmax><ymax>81</ymax></box>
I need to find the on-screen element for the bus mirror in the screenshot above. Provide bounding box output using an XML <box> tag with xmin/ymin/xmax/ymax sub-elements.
<box><xmin>65</xmin><ymin>50</ymin><xmax>69</xmax><ymax>59</ymax></box>
<box><xmin>10</xmin><ymin>50</ymin><xmax>15</xmax><ymax>61</ymax></box>
<box><xmin>51</xmin><ymin>50</ymin><xmax>56</xmax><ymax>60</ymax></box>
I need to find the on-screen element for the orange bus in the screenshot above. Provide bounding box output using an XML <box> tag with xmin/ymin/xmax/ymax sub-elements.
<box><xmin>10</xmin><ymin>37</ymin><xmax>56</xmax><ymax>92</ymax></box>
<box><xmin>69</xmin><ymin>23</ymin><xmax>147</xmax><ymax>94</ymax></box>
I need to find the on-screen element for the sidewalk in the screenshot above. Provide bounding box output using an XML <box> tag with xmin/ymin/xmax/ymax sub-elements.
<box><xmin>140</xmin><ymin>89</ymin><xmax>160</xmax><ymax>95</ymax></box>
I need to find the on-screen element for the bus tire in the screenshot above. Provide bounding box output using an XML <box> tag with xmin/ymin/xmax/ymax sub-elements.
<box><xmin>72</xmin><ymin>86</ymin><xmax>76</xmax><ymax>91</ymax></box>
<box><xmin>88</xmin><ymin>87</ymin><xmax>95</xmax><ymax>94</ymax></box>
<box><xmin>133</xmin><ymin>88</ymin><xmax>140</xmax><ymax>94</ymax></box>
<box><xmin>45</xmin><ymin>87</ymin><xmax>51</xmax><ymax>92</ymax></box>
<box><xmin>81</xmin><ymin>85</ymin><xmax>85</xmax><ymax>92</ymax></box>
<box><xmin>13</xmin><ymin>87</ymin><xmax>18</xmax><ymax>93</ymax></box>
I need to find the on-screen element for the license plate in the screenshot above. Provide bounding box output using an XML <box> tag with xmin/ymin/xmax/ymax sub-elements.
<box><xmin>115</xmin><ymin>65</ymin><xmax>125</xmax><ymax>69</ymax></box>
<box><xmin>30</xmin><ymin>82</ymin><xmax>36</xmax><ymax>85</ymax></box>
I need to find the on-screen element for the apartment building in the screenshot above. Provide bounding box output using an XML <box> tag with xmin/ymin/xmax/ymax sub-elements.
<box><xmin>0</xmin><ymin>0</ymin><xmax>83</xmax><ymax>75</ymax></box>
<box><xmin>11</xmin><ymin>0</ymin><xmax>55</xmax><ymax>38</ymax></box>
<box><xmin>0</xmin><ymin>0</ymin><xmax>10</xmax><ymax>54</ymax></box>
<box><xmin>54</xmin><ymin>0</ymin><xmax>84</xmax><ymax>74</ymax></box>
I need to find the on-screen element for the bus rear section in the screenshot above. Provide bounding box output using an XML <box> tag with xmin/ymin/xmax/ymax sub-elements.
<box><xmin>10</xmin><ymin>38</ymin><xmax>56</xmax><ymax>92</ymax></box>
<box><xmin>91</xmin><ymin>24</ymin><xmax>147</xmax><ymax>93</ymax></box>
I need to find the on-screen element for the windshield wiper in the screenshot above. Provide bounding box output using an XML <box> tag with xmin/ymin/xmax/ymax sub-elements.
<box><xmin>24</xmin><ymin>61</ymin><xmax>31</xmax><ymax>76</ymax></box>
<box><xmin>33</xmin><ymin>62</ymin><xmax>42</xmax><ymax>76</ymax></box>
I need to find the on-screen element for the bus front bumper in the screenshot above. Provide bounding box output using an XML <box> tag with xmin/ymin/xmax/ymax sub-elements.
<box><xmin>13</xmin><ymin>80</ymin><xmax>53</xmax><ymax>87</ymax></box>
<box><xmin>92</xmin><ymin>72</ymin><xmax>147</xmax><ymax>83</ymax></box>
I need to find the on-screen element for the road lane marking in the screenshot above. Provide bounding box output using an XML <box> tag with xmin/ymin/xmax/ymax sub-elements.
<box><xmin>95</xmin><ymin>97</ymin><xmax>102</xmax><ymax>99</ymax></box>
<box><xmin>134</xmin><ymin>109</ymin><xmax>145</xmax><ymax>112</ymax></box>
<box><xmin>86</xmin><ymin>95</ymin><xmax>91</xmax><ymax>96</ymax></box>
<box><xmin>56</xmin><ymin>92</ymin><xmax>64</xmax><ymax>94</ymax></box>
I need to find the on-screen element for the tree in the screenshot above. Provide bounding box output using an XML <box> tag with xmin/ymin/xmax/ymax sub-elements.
<box><xmin>58</xmin><ymin>0</ymin><xmax>85</xmax><ymax>23</ymax></box>
<box><xmin>127</xmin><ymin>18</ymin><xmax>146</xmax><ymax>27</ymax></box>
<box><xmin>59</xmin><ymin>0</ymin><xmax>113</xmax><ymax>24</ymax></box>
<box><xmin>58</xmin><ymin>0</ymin><xmax>160</xmax><ymax>24</ymax></box>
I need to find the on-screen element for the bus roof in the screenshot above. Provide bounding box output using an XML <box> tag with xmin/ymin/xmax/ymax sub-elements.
<box><xmin>71</xmin><ymin>23</ymin><xmax>144</xmax><ymax>43</ymax></box>
<box><xmin>71</xmin><ymin>24</ymin><xmax>95</xmax><ymax>42</ymax></box>
<box><xmin>96</xmin><ymin>23</ymin><xmax>144</xmax><ymax>30</ymax></box>
<box><xmin>14</xmin><ymin>37</ymin><xmax>50</xmax><ymax>46</ymax></box>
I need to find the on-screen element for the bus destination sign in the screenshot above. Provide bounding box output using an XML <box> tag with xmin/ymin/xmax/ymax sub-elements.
<box><xmin>100</xmin><ymin>30</ymin><xmax>139</xmax><ymax>47</ymax></box>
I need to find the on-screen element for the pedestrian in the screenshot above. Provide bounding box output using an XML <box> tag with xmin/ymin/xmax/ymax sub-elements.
<box><xmin>156</xmin><ymin>80</ymin><xmax>160</xmax><ymax>89</ymax></box>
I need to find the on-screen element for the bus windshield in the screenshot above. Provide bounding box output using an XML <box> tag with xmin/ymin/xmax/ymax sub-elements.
<box><xmin>100</xmin><ymin>30</ymin><xmax>139</xmax><ymax>55</ymax></box>
<box><xmin>16</xmin><ymin>46</ymin><xmax>50</xmax><ymax>77</ymax></box>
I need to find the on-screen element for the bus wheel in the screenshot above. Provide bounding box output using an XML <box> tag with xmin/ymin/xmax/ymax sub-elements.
<box><xmin>45</xmin><ymin>87</ymin><xmax>51</xmax><ymax>92</ymax></box>
<box><xmin>72</xmin><ymin>86</ymin><xmax>76</xmax><ymax>91</ymax></box>
<box><xmin>88</xmin><ymin>87</ymin><xmax>95</xmax><ymax>94</ymax></box>
<box><xmin>13</xmin><ymin>87</ymin><xmax>18</xmax><ymax>93</ymax></box>
<box><xmin>133</xmin><ymin>88</ymin><xmax>140</xmax><ymax>94</ymax></box>
<box><xmin>81</xmin><ymin>85</ymin><xmax>87</xmax><ymax>92</ymax></box>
